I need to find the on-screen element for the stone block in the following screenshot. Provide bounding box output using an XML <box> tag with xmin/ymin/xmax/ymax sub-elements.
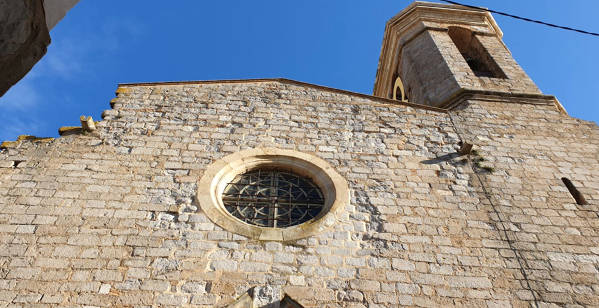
<box><xmin>140</xmin><ymin>280</ymin><xmax>170</xmax><ymax>292</ymax></box>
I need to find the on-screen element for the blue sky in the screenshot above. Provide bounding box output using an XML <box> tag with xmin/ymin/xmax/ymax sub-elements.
<box><xmin>1</xmin><ymin>0</ymin><xmax>598</xmax><ymax>141</ymax></box>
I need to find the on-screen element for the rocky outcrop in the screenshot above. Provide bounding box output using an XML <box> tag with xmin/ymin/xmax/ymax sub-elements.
<box><xmin>0</xmin><ymin>0</ymin><xmax>50</xmax><ymax>97</ymax></box>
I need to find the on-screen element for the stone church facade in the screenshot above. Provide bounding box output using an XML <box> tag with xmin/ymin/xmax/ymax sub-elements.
<box><xmin>1</xmin><ymin>2</ymin><xmax>598</xmax><ymax>307</ymax></box>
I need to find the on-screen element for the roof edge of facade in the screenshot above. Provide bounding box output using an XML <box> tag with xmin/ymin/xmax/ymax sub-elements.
<box><xmin>117</xmin><ymin>78</ymin><xmax>449</xmax><ymax>114</ymax></box>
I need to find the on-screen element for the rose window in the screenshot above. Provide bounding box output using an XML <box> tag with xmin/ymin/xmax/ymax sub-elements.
<box><xmin>222</xmin><ymin>169</ymin><xmax>325</xmax><ymax>228</ymax></box>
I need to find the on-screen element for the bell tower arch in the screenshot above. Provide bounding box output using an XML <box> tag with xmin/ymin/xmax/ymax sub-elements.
<box><xmin>373</xmin><ymin>2</ymin><xmax>541</xmax><ymax>107</ymax></box>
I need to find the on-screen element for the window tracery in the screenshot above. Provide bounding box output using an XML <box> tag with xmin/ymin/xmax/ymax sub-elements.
<box><xmin>222</xmin><ymin>169</ymin><xmax>324</xmax><ymax>228</ymax></box>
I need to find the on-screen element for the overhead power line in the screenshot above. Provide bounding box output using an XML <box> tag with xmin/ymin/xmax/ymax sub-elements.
<box><xmin>439</xmin><ymin>0</ymin><xmax>599</xmax><ymax>37</ymax></box>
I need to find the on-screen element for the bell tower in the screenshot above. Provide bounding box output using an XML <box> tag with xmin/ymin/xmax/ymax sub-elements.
<box><xmin>374</xmin><ymin>2</ymin><xmax>542</xmax><ymax>107</ymax></box>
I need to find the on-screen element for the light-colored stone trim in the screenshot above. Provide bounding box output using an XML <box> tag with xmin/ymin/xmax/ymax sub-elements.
<box><xmin>441</xmin><ymin>89</ymin><xmax>567</xmax><ymax>114</ymax></box>
<box><xmin>197</xmin><ymin>148</ymin><xmax>350</xmax><ymax>241</ymax></box>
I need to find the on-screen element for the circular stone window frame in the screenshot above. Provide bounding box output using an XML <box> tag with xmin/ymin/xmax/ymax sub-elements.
<box><xmin>197</xmin><ymin>148</ymin><xmax>350</xmax><ymax>241</ymax></box>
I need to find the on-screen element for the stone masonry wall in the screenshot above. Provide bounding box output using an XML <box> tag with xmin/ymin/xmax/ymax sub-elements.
<box><xmin>440</xmin><ymin>31</ymin><xmax>540</xmax><ymax>96</ymax></box>
<box><xmin>450</xmin><ymin>98</ymin><xmax>599</xmax><ymax>306</ymax></box>
<box><xmin>0</xmin><ymin>80</ymin><xmax>598</xmax><ymax>307</ymax></box>
<box><xmin>398</xmin><ymin>30</ymin><xmax>461</xmax><ymax>107</ymax></box>
<box><xmin>394</xmin><ymin>20</ymin><xmax>540</xmax><ymax>107</ymax></box>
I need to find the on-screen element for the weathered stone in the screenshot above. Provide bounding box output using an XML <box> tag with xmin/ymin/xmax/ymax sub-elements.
<box><xmin>0</xmin><ymin>0</ymin><xmax>49</xmax><ymax>96</ymax></box>
<box><xmin>0</xmin><ymin>2</ymin><xmax>598</xmax><ymax>308</ymax></box>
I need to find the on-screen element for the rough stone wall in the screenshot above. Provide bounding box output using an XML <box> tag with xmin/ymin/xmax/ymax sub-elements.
<box><xmin>451</xmin><ymin>34</ymin><xmax>540</xmax><ymax>95</ymax></box>
<box><xmin>0</xmin><ymin>80</ymin><xmax>598</xmax><ymax>307</ymax></box>
<box><xmin>398</xmin><ymin>30</ymin><xmax>459</xmax><ymax>107</ymax></box>
<box><xmin>397</xmin><ymin>28</ymin><xmax>540</xmax><ymax>107</ymax></box>
<box><xmin>450</xmin><ymin>99</ymin><xmax>599</xmax><ymax>306</ymax></box>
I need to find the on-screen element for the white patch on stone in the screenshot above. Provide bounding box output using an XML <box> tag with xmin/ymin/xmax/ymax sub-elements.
<box><xmin>252</xmin><ymin>285</ymin><xmax>281</xmax><ymax>308</ymax></box>
<box><xmin>99</xmin><ymin>284</ymin><xmax>111</xmax><ymax>294</ymax></box>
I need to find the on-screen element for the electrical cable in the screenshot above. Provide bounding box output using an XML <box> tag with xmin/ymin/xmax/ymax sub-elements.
<box><xmin>439</xmin><ymin>0</ymin><xmax>599</xmax><ymax>37</ymax></box>
<box><xmin>447</xmin><ymin>112</ymin><xmax>542</xmax><ymax>304</ymax></box>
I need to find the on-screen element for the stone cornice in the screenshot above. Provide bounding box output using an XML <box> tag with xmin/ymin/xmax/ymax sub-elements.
<box><xmin>441</xmin><ymin>88</ymin><xmax>568</xmax><ymax>115</ymax></box>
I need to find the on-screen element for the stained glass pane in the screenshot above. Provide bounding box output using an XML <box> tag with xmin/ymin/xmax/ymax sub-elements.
<box><xmin>222</xmin><ymin>169</ymin><xmax>325</xmax><ymax>228</ymax></box>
